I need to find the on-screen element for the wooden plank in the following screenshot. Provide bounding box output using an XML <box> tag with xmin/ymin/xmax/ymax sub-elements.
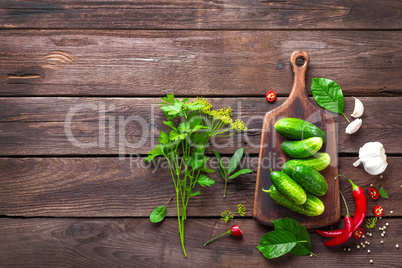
<box><xmin>0</xmin><ymin>1</ymin><xmax>401</xmax><ymax>30</ymax></box>
<box><xmin>0</xmin><ymin>156</ymin><xmax>399</xmax><ymax>217</ymax></box>
<box><xmin>0</xmin><ymin>97</ymin><xmax>400</xmax><ymax>156</ymax></box>
<box><xmin>0</xmin><ymin>217</ymin><xmax>401</xmax><ymax>267</ymax></box>
<box><xmin>1</xmin><ymin>30</ymin><xmax>401</xmax><ymax>97</ymax></box>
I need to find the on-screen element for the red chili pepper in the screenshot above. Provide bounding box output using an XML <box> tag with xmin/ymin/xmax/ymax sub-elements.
<box><xmin>324</xmin><ymin>192</ymin><xmax>354</xmax><ymax>246</ymax></box>
<box><xmin>372</xmin><ymin>205</ymin><xmax>384</xmax><ymax>217</ymax></box>
<box><xmin>265</xmin><ymin>90</ymin><xmax>276</xmax><ymax>102</ymax></box>
<box><xmin>353</xmin><ymin>227</ymin><xmax>364</xmax><ymax>239</ymax></box>
<box><xmin>316</xmin><ymin>175</ymin><xmax>367</xmax><ymax>237</ymax></box>
<box><xmin>368</xmin><ymin>187</ymin><xmax>379</xmax><ymax>200</ymax></box>
<box><xmin>204</xmin><ymin>224</ymin><xmax>243</xmax><ymax>246</ymax></box>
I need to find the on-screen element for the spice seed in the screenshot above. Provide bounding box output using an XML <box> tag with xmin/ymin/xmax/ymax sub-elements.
<box><xmin>386</xmin><ymin>222</ymin><xmax>389</xmax><ymax>226</ymax></box>
<box><xmin>365</xmin><ymin>241</ymin><xmax>369</xmax><ymax>244</ymax></box>
<box><xmin>370</xmin><ymin>183</ymin><xmax>373</xmax><ymax>187</ymax></box>
<box><xmin>357</xmin><ymin>245</ymin><xmax>360</xmax><ymax>249</ymax></box>
<box><xmin>367</xmin><ymin>242</ymin><xmax>370</xmax><ymax>245</ymax></box>
<box><xmin>362</xmin><ymin>235</ymin><xmax>365</xmax><ymax>238</ymax></box>
<box><xmin>390</xmin><ymin>211</ymin><xmax>394</xmax><ymax>214</ymax></box>
<box><xmin>396</xmin><ymin>244</ymin><xmax>399</xmax><ymax>249</ymax></box>
<box><xmin>348</xmin><ymin>248</ymin><xmax>351</xmax><ymax>251</ymax></box>
<box><xmin>310</xmin><ymin>253</ymin><xmax>313</xmax><ymax>257</ymax></box>
<box><xmin>370</xmin><ymin>260</ymin><xmax>373</xmax><ymax>264</ymax></box>
<box><xmin>381</xmin><ymin>233</ymin><xmax>385</xmax><ymax>237</ymax></box>
<box><xmin>367</xmin><ymin>249</ymin><xmax>371</xmax><ymax>253</ymax></box>
<box><xmin>381</xmin><ymin>240</ymin><xmax>384</xmax><ymax>244</ymax></box>
<box><xmin>369</xmin><ymin>233</ymin><xmax>372</xmax><ymax>237</ymax></box>
<box><xmin>362</xmin><ymin>245</ymin><xmax>366</xmax><ymax>248</ymax></box>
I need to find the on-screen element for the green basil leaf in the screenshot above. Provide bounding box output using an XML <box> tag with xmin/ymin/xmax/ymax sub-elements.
<box><xmin>228</xmin><ymin>169</ymin><xmax>253</xmax><ymax>179</ymax></box>
<box><xmin>150</xmin><ymin>206</ymin><xmax>166</xmax><ymax>223</ymax></box>
<box><xmin>311</xmin><ymin>78</ymin><xmax>344</xmax><ymax>114</ymax></box>
<box><xmin>379</xmin><ymin>186</ymin><xmax>388</xmax><ymax>199</ymax></box>
<box><xmin>256</xmin><ymin>230</ymin><xmax>298</xmax><ymax>259</ymax></box>
<box><xmin>212</xmin><ymin>150</ymin><xmax>227</xmax><ymax>178</ymax></box>
<box><xmin>272</xmin><ymin>217</ymin><xmax>312</xmax><ymax>255</ymax></box>
<box><xmin>228</xmin><ymin>148</ymin><xmax>244</xmax><ymax>174</ymax></box>
<box><xmin>197</xmin><ymin>174</ymin><xmax>215</xmax><ymax>187</ymax></box>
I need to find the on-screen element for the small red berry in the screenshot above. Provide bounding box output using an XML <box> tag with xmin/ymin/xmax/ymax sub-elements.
<box><xmin>230</xmin><ymin>224</ymin><xmax>243</xmax><ymax>237</ymax></box>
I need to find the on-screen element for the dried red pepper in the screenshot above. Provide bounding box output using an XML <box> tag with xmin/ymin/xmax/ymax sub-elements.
<box><xmin>368</xmin><ymin>187</ymin><xmax>379</xmax><ymax>200</ymax></box>
<box><xmin>353</xmin><ymin>227</ymin><xmax>364</xmax><ymax>239</ymax></box>
<box><xmin>372</xmin><ymin>205</ymin><xmax>384</xmax><ymax>217</ymax></box>
<box><xmin>204</xmin><ymin>224</ymin><xmax>243</xmax><ymax>246</ymax></box>
<box><xmin>324</xmin><ymin>192</ymin><xmax>354</xmax><ymax>246</ymax></box>
<box><xmin>265</xmin><ymin>90</ymin><xmax>276</xmax><ymax>102</ymax></box>
<box><xmin>316</xmin><ymin>175</ymin><xmax>367</xmax><ymax>237</ymax></box>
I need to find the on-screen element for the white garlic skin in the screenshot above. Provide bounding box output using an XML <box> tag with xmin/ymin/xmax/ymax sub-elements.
<box><xmin>353</xmin><ymin>142</ymin><xmax>388</xmax><ymax>175</ymax></box>
<box><xmin>346</xmin><ymin>118</ymin><xmax>362</xmax><ymax>134</ymax></box>
<box><xmin>351</xmin><ymin>97</ymin><xmax>364</xmax><ymax>118</ymax></box>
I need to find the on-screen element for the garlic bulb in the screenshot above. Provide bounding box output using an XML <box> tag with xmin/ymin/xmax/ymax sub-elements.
<box><xmin>351</xmin><ymin>97</ymin><xmax>364</xmax><ymax>118</ymax></box>
<box><xmin>353</xmin><ymin>142</ymin><xmax>388</xmax><ymax>175</ymax></box>
<box><xmin>346</xmin><ymin>118</ymin><xmax>362</xmax><ymax>134</ymax></box>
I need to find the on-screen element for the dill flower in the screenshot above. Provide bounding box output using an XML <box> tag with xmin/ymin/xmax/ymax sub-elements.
<box><xmin>237</xmin><ymin>204</ymin><xmax>246</xmax><ymax>217</ymax></box>
<box><xmin>366</xmin><ymin>217</ymin><xmax>377</xmax><ymax>229</ymax></box>
<box><xmin>221</xmin><ymin>210</ymin><xmax>234</xmax><ymax>223</ymax></box>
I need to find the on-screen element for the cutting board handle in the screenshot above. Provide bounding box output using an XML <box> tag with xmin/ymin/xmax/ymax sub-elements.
<box><xmin>288</xmin><ymin>50</ymin><xmax>310</xmax><ymax>100</ymax></box>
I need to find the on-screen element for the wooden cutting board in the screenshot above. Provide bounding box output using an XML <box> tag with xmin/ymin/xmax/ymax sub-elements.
<box><xmin>253</xmin><ymin>51</ymin><xmax>340</xmax><ymax>228</ymax></box>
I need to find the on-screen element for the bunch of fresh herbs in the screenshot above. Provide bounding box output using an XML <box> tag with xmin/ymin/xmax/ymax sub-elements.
<box><xmin>146</xmin><ymin>94</ymin><xmax>247</xmax><ymax>257</ymax></box>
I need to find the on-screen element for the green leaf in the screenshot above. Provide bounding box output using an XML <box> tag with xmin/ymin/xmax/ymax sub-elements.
<box><xmin>150</xmin><ymin>206</ymin><xmax>166</xmax><ymax>223</ymax></box>
<box><xmin>198</xmin><ymin>166</ymin><xmax>216</xmax><ymax>173</ymax></box>
<box><xmin>272</xmin><ymin>217</ymin><xmax>312</xmax><ymax>255</ymax></box>
<box><xmin>160</xmin><ymin>94</ymin><xmax>175</xmax><ymax>104</ymax></box>
<box><xmin>191</xmin><ymin>125</ymin><xmax>208</xmax><ymax>133</ymax></box>
<box><xmin>163</xmin><ymin>120</ymin><xmax>176</xmax><ymax>130</ymax></box>
<box><xmin>158</xmin><ymin>130</ymin><xmax>169</xmax><ymax>145</ymax></box>
<box><xmin>379</xmin><ymin>186</ymin><xmax>388</xmax><ymax>199</ymax></box>
<box><xmin>228</xmin><ymin>169</ymin><xmax>253</xmax><ymax>179</ymax></box>
<box><xmin>169</xmin><ymin>130</ymin><xmax>180</xmax><ymax>141</ymax></box>
<box><xmin>145</xmin><ymin>147</ymin><xmax>163</xmax><ymax>162</ymax></box>
<box><xmin>160</xmin><ymin>102</ymin><xmax>183</xmax><ymax>116</ymax></box>
<box><xmin>256</xmin><ymin>230</ymin><xmax>298</xmax><ymax>259</ymax></box>
<box><xmin>197</xmin><ymin>174</ymin><xmax>215</xmax><ymax>187</ymax></box>
<box><xmin>188</xmin><ymin>153</ymin><xmax>205</xmax><ymax>170</ymax></box>
<box><xmin>228</xmin><ymin>148</ymin><xmax>244</xmax><ymax>174</ymax></box>
<box><xmin>178</xmin><ymin>122</ymin><xmax>191</xmax><ymax>133</ymax></box>
<box><xmin>181</xmin><ymin>97</ymin><xmax>189</xmax><ymax>103</ymax></box>
<box><xmin>184</xmin><ymin>102</ymin><xmax>205</xmax><ymax>111</ymax></box>
<box><xmin>311</xmin><ymin>78</ymin><xmax>344</xmax><ymax>114</ymax></box>
<box><xmin>212</xmin><ymin>150</ymin><xmax>227</xmax><ymax>178</ymax></box>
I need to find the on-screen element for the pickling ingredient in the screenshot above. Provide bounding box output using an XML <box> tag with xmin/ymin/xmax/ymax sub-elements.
<box><xmin>274</xmin><ymin>117</ymin><xmax>327</xmax><ymax>142</ymax></box>
<box><xmin>368</xmin><ymin>187</ymin><xmax>380</xmax><ymax>200</ymax></box>
<box><xmin>351</xmin><ymin>97</ymin><xmax>364</xmax><ymax>118</ymax></box>
<box><xmin>353</xmin><ymin>228</ymin><xmax>364</xmax><ymax>239</ymax></box>
<box><xmin>204</xmin><ymin>225</ymin><xmax>243</xmax><ymax>246</ymax></box>
<box><xmin>270</xmin><ymin>170</ymin><xmax>307</xmax><ymax>205</ymax></box>
<box><xmin>287</xmin><ymin>164</ymin><xmax>328</xmax><ymax>196</ymax></box>
<box><xmin>345</xmin><ymin>118</ymin><xmax>362</xmax><ymax>134</ymax></box>
<box><xmin>266</xmin><ymin>90</ymin><xmax>277</xmax><ymax>102</ymax></box>
<box><xmin>372</xmin><ymin>205</ymin><xmax>384</xmax><ymax>217</ymax></box>
<box><xmin>281</xmin><ymin>153</ymin><xmax>331</xmax><ymax>177</ymax></box>
<box><xmin>316</xmin><ymin>175</ymin><xmax>367</xmax><ymax>237</ymax></box>
<box><xmin>323</xmin><ymin>192</ymin><xmax>354</xmax><ymax>246</ymax></box>
<box><xmin>281</xmin><ymin>137</ymin><xmax>323</xmax><ymax>159</ymax></box>
<box><xmin>353</xmin><ymin>142</ymin><xmax>388</xmax><ymax>175</ymax></box>
<box><xmin>263</xmin><ymin>185</ymin><xmax>325</xmax><ymax>216</ymax></box>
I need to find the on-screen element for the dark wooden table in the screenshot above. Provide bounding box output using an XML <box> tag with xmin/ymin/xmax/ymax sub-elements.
<box><xmin>0</xmin><ymin>1</ymin><xmax>401</xmax><ymax>267</ymax></box>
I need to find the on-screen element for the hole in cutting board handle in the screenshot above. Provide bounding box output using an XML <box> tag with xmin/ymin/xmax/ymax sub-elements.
<box><xmin>295</xmin><ymin>56</ymin><xmax>306</xmax><ymax>67</ymax></box>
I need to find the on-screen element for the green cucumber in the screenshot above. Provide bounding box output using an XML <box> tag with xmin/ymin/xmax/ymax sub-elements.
<box><xmin>263</xmin><ymin>185</ymin><xmax>325</xmax><ymax>216</ymax></box>
<box><xmin>288</xmin><ymin>164</ymin><xmax>328</xmax><ymax>196</ymax></box>
<box><xmin>274</xmin><ymin>117</ymin><xmax>326</xmax><ymax>142</ymax></box>
<box><xmin>281</xmin><ymin>137</ymin><xmax>323</xmax><ymax>158</ymax></box>
<box><xmin>281</xmin><ymin>153</ymin><xmax>331</xmax><ymax>177</ymax></box>
<box><xmin>270</xmin><ymin>171</ymin><xmax>306</xmax><ymax>205</ymax></box>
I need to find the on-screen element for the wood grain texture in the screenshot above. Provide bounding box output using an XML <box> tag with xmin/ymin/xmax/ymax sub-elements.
<box><xmin>1</xmin><ymin>30</ymin><xmax>401</xmax><ymax>96</ymax></box>
<box><xmin>254</xmin><ymin>51</ymin><xmax>339</xmax><ymax>228</ymax></box>
<box><xmin>0</xmin><ymin>97</ymin><xmax>400</xmax><ymax>156</ymax></box>
<box><xmin>0</xmin><ymin>0</ymin><xmax>401</xmax><ymax>30</ymax></box>
<box><xmin>0</xmin><ymin>157</ymin><xmax>399</xmax><ymax>217</ymax></box>
<box><xmin>0</xmin><ymin>217</ymin><xmax>401</xmax><ymax>267</ymax></box>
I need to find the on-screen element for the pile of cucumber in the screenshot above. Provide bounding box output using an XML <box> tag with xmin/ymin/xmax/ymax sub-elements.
<box><xmin>264</xmin><ymin>118</ymin><xmax>331</xmax><ymax>216</ymax></box>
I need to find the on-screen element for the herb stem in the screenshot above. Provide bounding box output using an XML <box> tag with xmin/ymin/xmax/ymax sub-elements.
<box><xmin>204</xmin><ymin>231</ymin><xmax>231</xmax><ymax>247</ymax></box>
<box><xmin>342</xmin><ymin>112</ymin><xmax>351</xmax><ymax>123</ymax></box>
<box><xmin>223</xmin><ymin>177</ymin><xmax>228</xmax><ymax>198</ymax></box>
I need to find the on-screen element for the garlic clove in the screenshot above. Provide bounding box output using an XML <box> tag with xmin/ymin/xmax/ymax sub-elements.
<box><xmin>354</xmin><ymin>142</ymin><xmax>388</xmax><ymax>175</ymax></box>
<box><xmin>359</xmin><ymin>142</ymin><xmax>385</xmax><ymax>159</ymax></box>
<box><xmin>351</xmin><ymin>97</ymin><xmax>364</xmax><ymax>118</ymax></box>
<box><xmin>346</xmin><ymin>118</ymin><xmax>362</xmax><ymax>134</ymax></box>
